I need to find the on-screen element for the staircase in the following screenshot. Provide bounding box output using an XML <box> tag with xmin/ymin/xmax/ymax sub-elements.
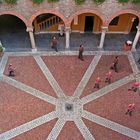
<box><xmin>36</xmin><ymin>15</ymin><xmax>62</xmax><ymax>32</ymax></box>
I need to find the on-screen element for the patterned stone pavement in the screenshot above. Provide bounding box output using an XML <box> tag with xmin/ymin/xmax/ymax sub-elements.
<box><xmin>0</xmin><ymin>51</ymin><xmax>140</xmax><ymax>140</ymax></box>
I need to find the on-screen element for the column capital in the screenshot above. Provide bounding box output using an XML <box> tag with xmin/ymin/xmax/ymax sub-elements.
<box><xmin>26</xmin><ymin>27</ymin><xmax>33</xmax><ymax>32</ymax></box>
<box><xmin>101</xmin><ymin>26</ymin><xmax>108</xmax><ymax>32</ymax></box>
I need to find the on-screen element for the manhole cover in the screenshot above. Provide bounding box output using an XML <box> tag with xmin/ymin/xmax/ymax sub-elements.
<box><xmin>65</xmin><ymin>103</ymin><xmax>73</xmax><ymax>111</ymax></box>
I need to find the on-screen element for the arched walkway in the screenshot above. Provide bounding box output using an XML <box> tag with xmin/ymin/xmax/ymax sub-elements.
<box><xmin>0</xmin><ymin>14</ymin><xmax>31</xmax><ymax>51</ymax></box>
<box><xmin>104</xmin><ymin>11</ymin><xmax>140</xmax><ymax>51</ymax></box>
<box><xmin>29</xmin><ymin>11</ymin><xmax>66</xmax><ymax>51</ymax></box>
<box><xmin>28</xmin><ymin>10</ymin><xmax>67</xmax><ymax>27</ymax></box>
<box><xmin>0</xmin><ymin>11</ymin><xmax>28</xmax><ymax>26</ymax></box>
<box><xmin>106</xmin><ymin>10</ymin><xmax>140</xmax><ymax>27</ymax></box>
<box><xmin>69</xmin><ymin>10</ymin><xmax>104</xmax><ymax>50</ymax></box>
<box><xmin>68</xmin><ymin>9</ymin><xmax>105</xmax><ymax>26</ymax></box>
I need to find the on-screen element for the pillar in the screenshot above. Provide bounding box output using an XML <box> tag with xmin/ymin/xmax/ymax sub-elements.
<box><xmin>99</xmin><ymin>26</ymin><xmax>108</xmax><ymax>49</ymax></box>
<box><xmin>26</xmin><ymin>27</ymin><xmax>37</xmax><ymax>52</ymax></box>
<box><xmin>132</xmin><ymin>27</ymin><xmax>140</xmax><ymax>51</ymax></box>
<box><xmin>65</xmin><ymin>27</ymin><xmax>71</xmax><ymax>49</ymax></box>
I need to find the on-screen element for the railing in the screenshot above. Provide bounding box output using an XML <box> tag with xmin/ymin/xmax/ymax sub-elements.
<box><xmin>38</xmin><ymin>16</ymin><xmax>62</xmax><ymax>31</ymax></box>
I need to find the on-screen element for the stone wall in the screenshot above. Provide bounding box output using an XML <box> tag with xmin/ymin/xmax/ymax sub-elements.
<box><xmin>0</xmin><ymin>0</ymin><xmax>140</xmax><ymax>26</ymax></box>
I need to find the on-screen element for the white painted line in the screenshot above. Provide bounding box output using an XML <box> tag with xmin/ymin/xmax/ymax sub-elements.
<box><xmin>0</xmin><ymin>53</ymin><xmax>8</xmax><ymax>75</ymax></box>
<box><xmin>47</xmin><ymin>118</ymin><xmax>66</xmax><ymax>140</ymax></box>
<box><xmin>0</xmin><ymin>111</ymin><xmax>58</xmax><ymax>140</ymax></box>
<box><xmin>0</xmin><ymin>75</ymin><xmax>57</xmax><ymax>105</ymax></box>
<box><xmin>74</xmin><ymin>117</ymin><xmax>95</xmax><ymax>140</ymax></box>
<box><xmin>34</xmin><ymin>55</ymin><xmax>66</xmax><ymax>98</ymax></box>
<box><xmin>74</xmin><ymin>54</ymin><xmax>102</xmax><ymax>97</ymax></box>
<box><xmin>81</xmin><ymin>74</ymin><xmax>134</xmax><ymax>104</ymax></box>
<box><xmin>127</xmin><ymin>52</ymin><xmax>139</xmax><ymax>75</ymax></box>
<box><xmin>82</xmin><ymin>110</ymin><xmax>140</xmax><ymax>140</ymax></box>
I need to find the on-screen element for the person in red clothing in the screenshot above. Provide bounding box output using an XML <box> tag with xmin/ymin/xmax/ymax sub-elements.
<box><xmin>128</xmin><ymin>82</ymin><xmax>139</xmax><ymax>92</ymax></box>
<box><xmin>8</xmin><ymin>64</ymin><xmax>15</xmax><ymax>77</ymax></box>
<box><xmin>94</xmin><ymin>77</ymin><xmax>101</xmax><ymax>89</ymax></box>
<box><xmin>125</xmin><ymin>103</ymin><xmax>135</xmax><ymax>116</ymax></box>
<box><xmin>105</xmin><ymin>71</ymin><xmax>112</xmax><ymax>84</ymax></box>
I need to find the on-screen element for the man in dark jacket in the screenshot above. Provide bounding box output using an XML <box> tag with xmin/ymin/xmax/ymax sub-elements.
<box><xmin>78</xmin><ymin>44</ymin><xmax>84</xmax><ymax>61</ymax></box>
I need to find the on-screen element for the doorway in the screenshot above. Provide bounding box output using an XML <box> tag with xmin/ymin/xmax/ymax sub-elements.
<box><xmin>84</xmin><ymin>16</ymin><xmax>94</xmax><ymax>32</ymax></box>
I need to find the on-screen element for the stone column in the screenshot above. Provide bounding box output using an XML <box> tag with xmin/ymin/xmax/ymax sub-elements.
<box><xmin>26</xmin><ymin>27</ymin><xmax>37</xmax><ymax>52</ymax></box>
<box><xmin>99</xmin><ymin>27</ymin><xmax>108</xmax><ymax>49</ymax></box>
<box><xmin>65</xmin><ymin>27</ymin><xmax>71</xmax><ymax>49</ymax></box>
<box><xmin>132</xmin><ymin>27</ymin><xmax>140</xmax><ymax>51</ymax></box>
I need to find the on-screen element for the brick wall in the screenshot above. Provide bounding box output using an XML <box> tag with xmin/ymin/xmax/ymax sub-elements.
<box><xmin>0</xmin><ymin>0</ymin><xmax>140</xmax><ymax>27</ymax></box>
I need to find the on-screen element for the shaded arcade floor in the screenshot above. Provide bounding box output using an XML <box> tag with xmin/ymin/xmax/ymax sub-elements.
<box><xmin>0</xmin><ymin>30</ymin><xmax>140</xmax><ymax>51</ymax></box>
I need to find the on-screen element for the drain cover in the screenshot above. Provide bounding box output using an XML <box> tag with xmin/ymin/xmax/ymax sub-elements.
<box><xmin>65</xmin><ymin>103</ymin><xmax>73</xmax><ymax>111</ymax></box>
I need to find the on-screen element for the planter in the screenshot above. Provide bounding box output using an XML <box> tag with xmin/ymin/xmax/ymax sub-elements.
<box><xmin>123</xmin><ymin>44</ymin><xmax>132</xmax><ymax>51</ymax></box>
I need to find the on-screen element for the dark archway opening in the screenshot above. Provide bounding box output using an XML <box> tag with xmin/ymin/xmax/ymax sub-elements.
<box><xmin>84</xmin><ymin>16</ymin><xmax>94</xmax><ymax>32</ymax></box>
<box><xmin>0</xmin><ymin>15</ymin><xmax>31</xmax><ymax>51</ymax></box>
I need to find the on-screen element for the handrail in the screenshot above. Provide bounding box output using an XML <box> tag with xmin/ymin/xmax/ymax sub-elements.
<box><xmin>38</xmin><ymin>15</ymin><xmax>62</xmax><ymax>31</ymax></box>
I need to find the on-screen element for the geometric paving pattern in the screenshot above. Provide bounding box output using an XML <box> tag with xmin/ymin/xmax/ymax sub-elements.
<box><xmin>0</xmin><ymin>51</ymin><xmax>140</xmax><ymax>140</ymax></box>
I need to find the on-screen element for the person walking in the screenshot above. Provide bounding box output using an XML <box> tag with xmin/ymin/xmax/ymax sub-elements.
<box><xmin>94</xmin><ymin>77</ymin><xmax>101</xmax><ymax>89</ymax></box>
<box><xmin>51</xmin><ymin>36</ymin><xmax>58</xmax><ymax>52</ymax></box>
<box><xmin>110</xmin><ymin>56</ymin><xmax>119</xmax><ymax>73</ymax></box>
<box><xmin>128</xmin><ymin>82</ymin><xmax>139</xmax><ymax>92</ymax></box>
<box><xmin>8</xmin><ymin>64</ymin><xmax>15</xmax><ymax>77</ymax></box>
<box><xmin>125</xmin><ymin>103</ymin><xmax>135</xmax><ymax>116</ymax></box>
<box><xmin>105</xmin><ymin>71</ymin><xmax>112</xmax><ymax>84</ymax></box>
<box><xmin>78</xmin><ymin>44</ymin><xmax>84</xmax><ymax>61</ymax></box>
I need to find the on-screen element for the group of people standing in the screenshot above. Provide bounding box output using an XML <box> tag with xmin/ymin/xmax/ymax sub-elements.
<box><xmin>93</xmin><ymin>56</ymin><xmax>118</xmax><ymax>90</ymax></box>
<box><xmin>79</xmin><ymin>53</ymin><xmax>138</xmax><ymax>117</ymax></box>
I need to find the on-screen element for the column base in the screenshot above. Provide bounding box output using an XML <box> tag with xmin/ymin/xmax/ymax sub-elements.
<box><xmin>131</xmin><ymin>48</ymin><xmax>136</xmax><ymax>52</ymax></box>
<box><xmin>32</xmin><ymin>48</ymin><xmax>37</xmax><ymax>53</ymax></box>
<box><xmin>65</xmin><ymin>47</ymin><xmax>70</xmax><ymax>51</ymax></box>
<box><xmin>98</xmin><ymin>47</ymin><xmax>104</xmax><ymax>51</ymax></box>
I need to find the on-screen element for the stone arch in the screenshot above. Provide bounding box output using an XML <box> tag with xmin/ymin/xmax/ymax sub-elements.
<box><xmin>0</xmin><ymin>11</ymin><xmax>28</xmax><ymax>26</ymax></box>
<box><xmin>28</xmin><ymin>9</ymin><xmax>67</xmax><ymax>27</ymax></box>
<box><xmin>68</xmin><ymin>9</ymin><xmax>105</xmax><ymax>27</ymax></box>
<box><xmin>107</xmin><ymin>9</ymin><xmax>140</xmax><ymax>27</ymax></box>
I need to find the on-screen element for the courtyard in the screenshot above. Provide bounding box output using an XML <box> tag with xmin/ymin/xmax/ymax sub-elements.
<box><xmin>0</xmin><ymin>51</ymin><xmax>140</xmax><ymax>140</ymax></box>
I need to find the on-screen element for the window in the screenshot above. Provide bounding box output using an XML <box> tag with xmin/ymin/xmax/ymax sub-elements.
<box><xmin>109</xmin><ymin>16</ymin><xmax>119</xmax><ymax>26</ymax></box>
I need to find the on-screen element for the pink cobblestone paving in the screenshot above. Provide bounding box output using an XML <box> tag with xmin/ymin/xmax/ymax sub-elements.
<box><xmin>4</xmin><ymin>56</ymin><xmax>57</xmax><ymax>98</ymax></box>
<box><xmin>12</xmin><ymin>119</ymin><xmax>58</xmax><ymax>140</ymax></box>
<box><xmin>84</xmin><ymin>81</ymin><xmax>140</xmax><ymax>132</ymax></box>
<box><xmin>0</xmin><ymin>54</ymin><xmax>139</xmax><ymax>140</ymax></box>
<box><xmin>0</xmin><ymin>82</ymin><xmax>55</xmax><ymax>133</ymax></box>
<box><xmin>80</xmin><ymin>55</ymin><xmax>133</xmax><ymax>98</ymax></box>
<box><xmin>57</xmin><ymin>121</ymin><xmax>84</xmax><ymax>140</ymax></box>
<box><xmin>82</xmin><ymin>118</ymin><xmax>133</xmax><ymax>140</ymax></box>
<box><xmin>42</xmin><ymin>56</ymin><xmax>94</xmax><ymax>96</ymax></box>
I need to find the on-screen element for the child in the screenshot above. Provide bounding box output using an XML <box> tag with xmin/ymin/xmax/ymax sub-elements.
<box><xmin>128</xmin><ymin>82</ymin><xmax>139</xmax><ymax>92</ymax></box>
<box><xmin>8</xmin><ymin>64</ymin><xmax>15</xmax><ymax>77</ymax></box>
<box><xmin>125</xmin><ymin>103</ymin><xmax>135</xmax><ymax>116</ymax></box>
<box><xmin>94</xmin><ymin>77</ymin><xmax>101</xmax><ymax>89</ymax></box>
<box><xmin>105</xmin><ymin>71</ymin><xmax>112</xmax><ymax>84</ymax></box>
